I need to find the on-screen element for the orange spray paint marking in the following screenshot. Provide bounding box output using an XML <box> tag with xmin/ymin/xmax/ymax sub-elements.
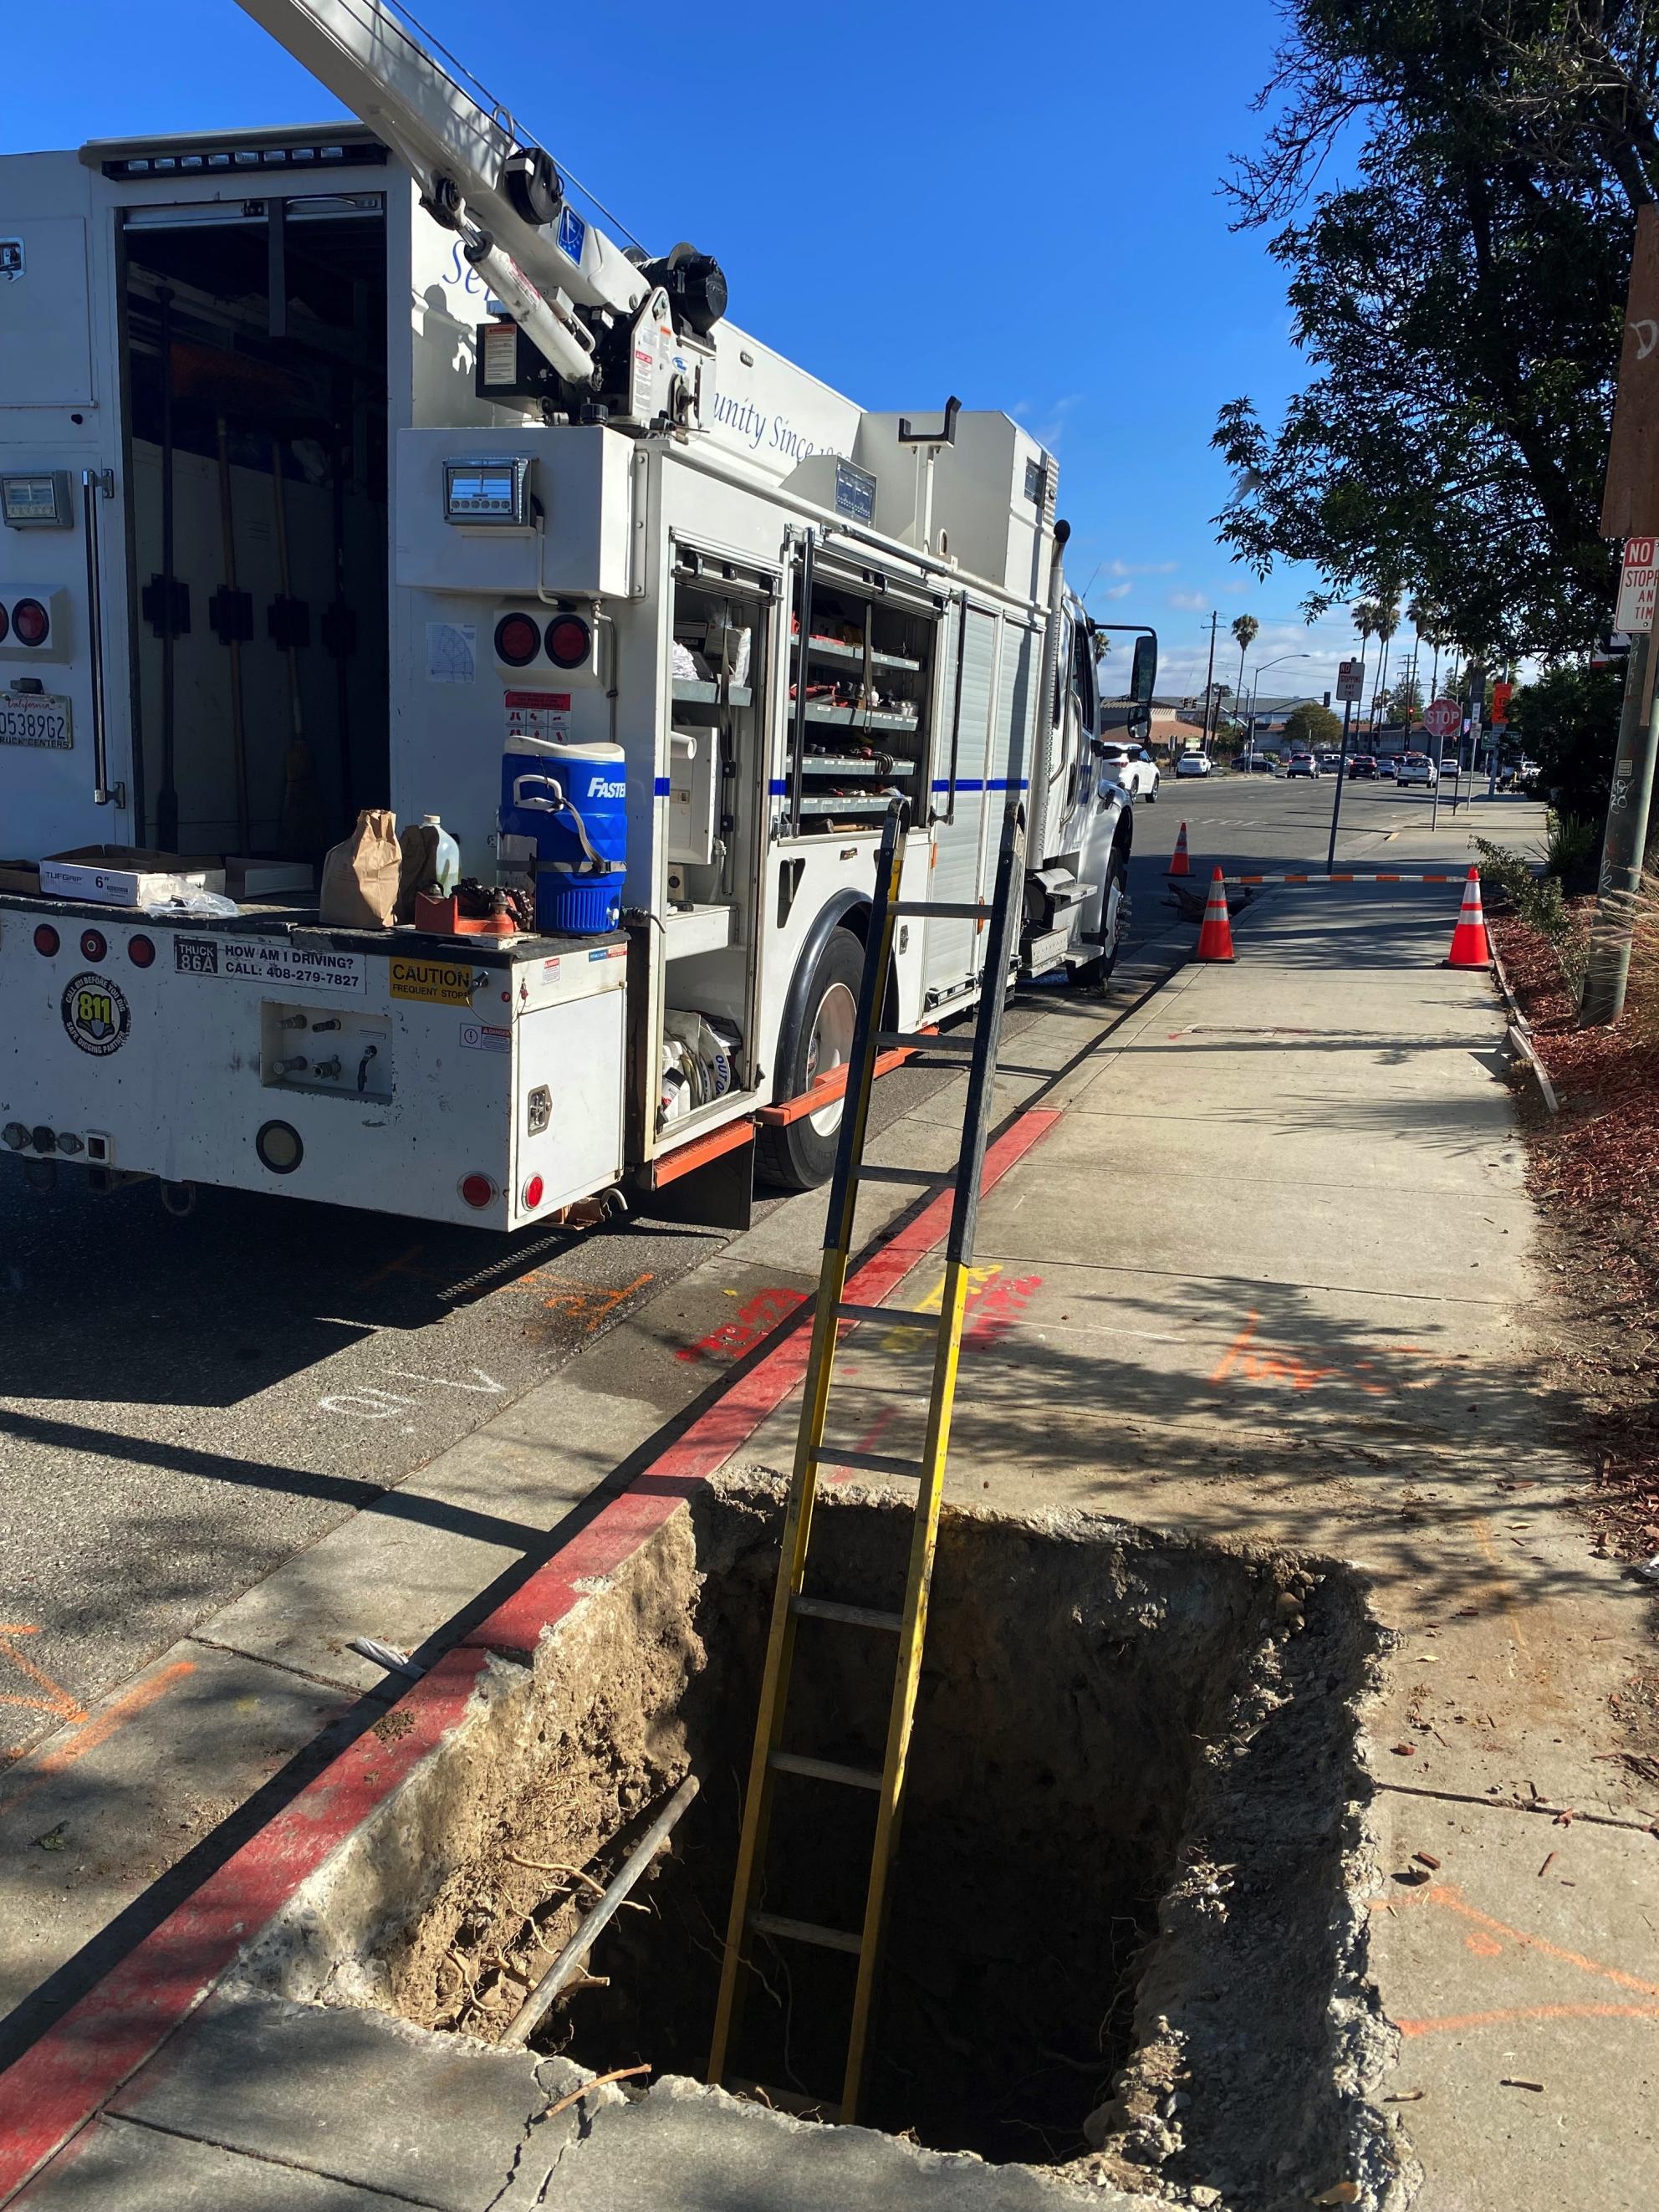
<box><xmin>0</xmin><ymin>1661</ymin><xmax>196</xmax><ymax>1816</ymax></box>
<box><xmin>0</xmin><ymin>1628</ymin><xmax>87</xmax><ymax>1729</ymax></box>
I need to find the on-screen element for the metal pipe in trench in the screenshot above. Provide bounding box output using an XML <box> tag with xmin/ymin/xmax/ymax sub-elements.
<box><xmin>501</xmin><ymin>1773</ymin><xmax>700</xmax><ymax>2051</ymax></box>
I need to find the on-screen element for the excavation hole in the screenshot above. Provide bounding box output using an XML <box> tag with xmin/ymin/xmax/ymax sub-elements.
<box><xmin>247</xmin><ymin>1475</ymin><xmax>1388</xmax><ymax>2199</ymax></box>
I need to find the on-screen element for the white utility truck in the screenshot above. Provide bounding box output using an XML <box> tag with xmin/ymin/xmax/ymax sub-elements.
<box><xmin>0</xmin><ymin>0</ymin><xmax>1155</xmax><ymax>1232</ymax></box>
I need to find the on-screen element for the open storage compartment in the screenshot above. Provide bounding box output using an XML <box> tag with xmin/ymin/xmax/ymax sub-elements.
<box><xmin>782</xmin><ymin>545</ymin><xmax>942</xmax><ymax>838</ymax></box>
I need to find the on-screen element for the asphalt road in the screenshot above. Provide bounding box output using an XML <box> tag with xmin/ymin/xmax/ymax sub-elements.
<box><xmin>1120</xmin><ymin>762</ymin><xmax>1476</xmax><ymax>948</ymax></box>
<box><xmin>0</xmin><ymin>766</ymin><xmax>1462</xmax><ymax>1760</ymax></box>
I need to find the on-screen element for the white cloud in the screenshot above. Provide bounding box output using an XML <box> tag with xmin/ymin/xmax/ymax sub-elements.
<box><xmin>1107</xmin><ymin>559</ymin><xmax>1178</xmax><ymax>577</ymax></box>
<box><xmin>1100</xmin><ymin>580</ymin><xmax>1132</xmax><ymax>600</ymax></box>
<box><xmin>1012</xmin><ymin>392</ymin><xmax>1084</xmax><ymax>450</ymax></box>
<box><xmin>1168</xmin><ymin>590</ymin><xmax>1208</xmax><ymax>612</ymax></box>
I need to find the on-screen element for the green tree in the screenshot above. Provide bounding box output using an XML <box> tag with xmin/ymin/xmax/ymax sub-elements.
<box><xmin>1212</xmin><ymin>4</ymin><xmax>1649</xmax><ymax>658</ymax></box>
<box><xmin>1284</xmin><ymin>701</ymin><xmax>1343</xmax><ymax>750</ymax></box>
<box><xmin>1514</xmin><ymin>661</ymin><xmax>1626</xmax><ymax>820</ymax></box>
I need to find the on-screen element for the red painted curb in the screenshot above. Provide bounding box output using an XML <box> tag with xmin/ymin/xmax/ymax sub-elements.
<box><xmin>0</xmin><ymin>1648</ymin><xmax>491</xmax><ymax>2204</ymax></box>
<box><xmin>0</xmin><ymin>1106</ymin><xmax>1064</xmax><ymax>2201</ymax></box>
<box><xmin>463</xmin><ymin>1109</ymin><xmax>1063</xmax><ymax>1662</ymax></box>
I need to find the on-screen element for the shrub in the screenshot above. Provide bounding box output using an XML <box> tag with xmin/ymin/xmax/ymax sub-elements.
<box><xmin>1543</xmin><ymin>810</ymin><xmax>1598</xmax><ymax>882</ymax></box>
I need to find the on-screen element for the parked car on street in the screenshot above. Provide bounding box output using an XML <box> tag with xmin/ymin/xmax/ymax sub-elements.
<box><xmin>1317</xmin><ymin>752</ymin><xmax>1343</xmax><ymax>775</ymax></box>
<box><xmin>1247</xmin><ymin>754</ymin><xmax>1280</xmax><ymax>774</ymax></box>
<box><xmin>1095</xmin><ymin>741</ymin><xmax>1161</xmax><ymax>803</ymax></box>
<box><xmin>1396</xmin><ymin>752</ymin><xmax>1439</xmax><ymax>788</ymax></box>
<box><xmin>1175</xmin><ymin>749</ymin><xmax>1212</xmax><ymax>778</ymax></box>
<box><xmin>1345</xmin><ymin>754</ymin><xmax>1377</xmax><ymax>779</ymax></box>
<box><xmin>1285</xmin><ymin>751</ymin><xmax>1320</xmax><ymax>778</ymax></box>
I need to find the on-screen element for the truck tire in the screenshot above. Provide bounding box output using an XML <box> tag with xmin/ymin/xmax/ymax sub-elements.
<box><xmin>757</xmin><ymin>927</ymin><xmax>865</xmax><ymax>1191</ymax></box>
<box><xmin>1069</xmin><ymin>841</ymin><xmax>1127</xmax><ymax>991</ymax></box>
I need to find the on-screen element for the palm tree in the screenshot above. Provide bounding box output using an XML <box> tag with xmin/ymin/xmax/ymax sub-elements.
<box><xmin>1369</xmin><ymin>597</ymin><xmax>1401</xmax><ymax>736</ymax></box>
<box><xmin>1351</xmin><ymin>600</ymin><xmax>1380</xmax><ymax>731</ymax></box>
<box><xmin>1231</xmin><ymin>613</ymin><xmax>1259</xmax><ymax>736</ymax></box>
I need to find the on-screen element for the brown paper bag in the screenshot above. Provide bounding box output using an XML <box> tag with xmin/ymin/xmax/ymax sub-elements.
<box><xmin>319</xmin><ymin>809</ymin><xmax>401</xmax><ymax>927</ymax></box>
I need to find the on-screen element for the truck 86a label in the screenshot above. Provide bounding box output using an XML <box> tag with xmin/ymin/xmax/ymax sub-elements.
<box><xmin>175</xmin><ymin>937</ymin><xmax>366</xmax><ymax>993</ymax></box>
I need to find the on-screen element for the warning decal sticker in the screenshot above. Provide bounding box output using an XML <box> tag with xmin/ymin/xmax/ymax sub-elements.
<box><xmin>390</xmin><ymin>957</ymin><xmax>484</xmax><ymax>1007</ymax></box>
<box><xmin>62</xmin><ymin>972</ymin><xmax>130</xmax><ymax>1056</ymax></box>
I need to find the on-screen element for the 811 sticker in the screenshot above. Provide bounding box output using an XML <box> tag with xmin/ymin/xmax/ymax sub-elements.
<box><xmin>62</xmin><ymin>971</ymin><xmax>130</xmax><ymax>1055</ymax></box>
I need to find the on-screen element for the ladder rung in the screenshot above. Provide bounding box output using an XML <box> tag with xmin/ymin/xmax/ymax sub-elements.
<box><xmin>768</xmin><ymin>1750</ymin><xmax>884</xmax><ymax>1790</ymax></box>
<box><xmin>750</xmin><ymin>1911</ymin><xmax>863</xmax><ymax>1955</ymax></box>
<box><xmin>789</xmin><ymin>1594</ymin><xmax>905</xmax><ymax>1632</ymax></box>
<box><xmin>809</xmin><ymin>1447</ymin><xmax>922</xmax><ymax>1477</ymax></box>
<box><xmin>835</xmin><ymin>1300</ymin><xmax>935</xmax><ymax>1328</ymax></box>
<box><xmin>873</xmin><ymin>1029</ymin><xmax>980</xmax><ymax>1055</ymax></box>
<box><xmin>855</xmin><ymin>1162</ymin><xmax>944</xmax><ymax>1183</ymax></box>
<box><xmin>889</xmin><ymin>900</ymin><xmax>992</xmax><ymax>919</ymax></box>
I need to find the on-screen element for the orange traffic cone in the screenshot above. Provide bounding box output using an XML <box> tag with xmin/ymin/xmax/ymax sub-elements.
<box><xmin>1169</xmin><ymin>820</ymin><xmax>1192</xmax><ymax>877</ymax></box>
<box><xmin>1196</xmin><ymin>867</ymin><xmax>1236</xmax><ymax>962</ymax></box>
<box><xmin>1445</xmin><ymin>865</ymin><xmax>1491</xmax><ymax>968</ymax></box>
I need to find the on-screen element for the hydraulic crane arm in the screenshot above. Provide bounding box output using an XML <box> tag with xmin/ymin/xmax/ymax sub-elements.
<box><xmin>233</xmin><ymin>0</ymin><xmax>726</xmax><ymax>414</ymax></box>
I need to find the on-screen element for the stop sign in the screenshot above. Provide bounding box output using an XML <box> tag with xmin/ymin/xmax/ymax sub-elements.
<box><xmin>1423</xmin><ymin>697</ymin><xmax>1461</xmax><ymax>739</ymax></box>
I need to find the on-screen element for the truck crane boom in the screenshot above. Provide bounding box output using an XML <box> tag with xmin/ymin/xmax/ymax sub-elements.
<box><xmin>233</xmin><ymin>0</ymin><xmax>727</xmax><ymax>421</ymax></box>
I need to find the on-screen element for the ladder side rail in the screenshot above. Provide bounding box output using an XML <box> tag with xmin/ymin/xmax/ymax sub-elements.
<box><xmin>707</xmin><ymin>801</ymin><xmax>909</xmax><ymax>2086</ymax></box>
<box><xmin>840</xmin><ymin>805</ymin><xmax>1026</xmax><ymax>2119</ymax></box>
<box><xmin>947</xmin><ymin>804</ymin><xmax>1027</xmax><ymax>1267</ymax></box>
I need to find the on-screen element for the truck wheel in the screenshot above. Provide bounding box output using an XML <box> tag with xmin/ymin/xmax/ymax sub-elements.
<box><xmin>1070</xmin><ymin>843</ymin><xmax>1127</xmax><ymax>990</ymax></box>
<box><xmin>758</xmin><ymin>927</ymin><xmax>865</xmax><ymax>1191</ymax></box>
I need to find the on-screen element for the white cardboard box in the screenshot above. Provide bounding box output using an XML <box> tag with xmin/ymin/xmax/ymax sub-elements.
<box><xmin>40</xmin><ymin>848</ymin><xmax>227</xmax><ymax>906</ymax></box>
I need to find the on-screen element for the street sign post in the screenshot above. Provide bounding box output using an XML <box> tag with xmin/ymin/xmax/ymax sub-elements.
<box><xmin>1423</xmin><ymin>697</ymin><xmax>1461</xmax><ymax>740</ymax></box>
<box><xmin>1336</xmin><ymin>658</ymin><xmax>1364</xmax><ymax>702</ymax></box>
<box><xmin>1616</xmin><ymin>535</ymin><xmax>1658</xmax><ymax>633</ymax></box>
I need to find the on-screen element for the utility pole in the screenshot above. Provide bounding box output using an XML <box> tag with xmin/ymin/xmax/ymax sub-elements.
<box><xmin>1201</xmin><ymin>610</ymin><xmax>1219</xmax><ymax>751</ymax></box>
<box><xmin>1580</xmin><ymin>628</ymin><xmax>1659</xmax><ymax>1023</ymax></box>
<box><xmin>1585</xmin><ymin>202</ymin><xmax>1659</xmax><ymax>1024</ymax></box>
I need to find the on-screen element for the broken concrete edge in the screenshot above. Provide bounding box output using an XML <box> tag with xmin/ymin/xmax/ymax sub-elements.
<box><xmin>0</xmin><ymin>1107</ymin><xmax>1066</xmax><ymax>2205</ymax></box>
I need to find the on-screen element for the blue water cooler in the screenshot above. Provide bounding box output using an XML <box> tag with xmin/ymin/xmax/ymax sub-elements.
<box><xmin>499</xmin><ymin>737</ymin><xmax>627</xmax><ymax>934</ymax></box>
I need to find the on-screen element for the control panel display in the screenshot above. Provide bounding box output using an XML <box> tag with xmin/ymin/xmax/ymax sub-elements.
<box><xmin>442</xmin><ymin>455</ymin><xmax>531</xmax><ymax>527</ymax></box>
<box><xmin>1</xmin><ymin>473</ymin><xmax>73</xmax><ymax>529</ymax></box>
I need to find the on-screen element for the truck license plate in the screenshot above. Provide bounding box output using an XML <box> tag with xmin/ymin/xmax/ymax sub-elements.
<box><xmin>0</xmin><ymin>692</ymin><xmax>72</xmax><ymax>749</ymax></box>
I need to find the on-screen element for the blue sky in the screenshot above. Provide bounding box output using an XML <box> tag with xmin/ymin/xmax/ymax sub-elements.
<box><xmin>9</xmin><ymin>0</ymin><xmax>1386</xmax><ymax>706</ymax></box>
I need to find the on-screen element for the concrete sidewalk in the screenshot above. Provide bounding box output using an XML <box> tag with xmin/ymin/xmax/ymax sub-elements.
<box><xmin>8</xmin><ymin>795</ymin><xmax>1654</xmax><ymax>2209</ymax></box>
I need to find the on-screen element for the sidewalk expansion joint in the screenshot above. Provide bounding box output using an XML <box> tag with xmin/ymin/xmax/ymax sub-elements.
<box><xmin>185</xmin><ymin>1634</ymin><xmax>394</xmax><ymax>1702</ymax></box>
<box><xmin>113</xmin><ymin>2111</ymin><xmax>452</xmax><ymax>2210</ymax></box>
<box><xmin>1377</xmin><ymin>1778</ymin><xmax>1659</xmax><ymax>1837</ymax></box>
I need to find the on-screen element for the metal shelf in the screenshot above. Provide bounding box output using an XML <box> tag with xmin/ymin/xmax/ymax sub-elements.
<box><xmin>802</xmin><ymin>754</ymin><xmax>916</xmax><ymax>774</ymax></box>
<box><xmin>800</xmin><ymin>702</ymin><xmax>917</xmax><ymax>733</ymax></box>
<box><xmin>795</xmin><ymin>794</ymin><xmax>904</xmax><ymax>815</ymax></box>
<box><xmin>672</xmin><ymin>679</ymin><xmax>753</xmax><ymax>708</ymax></box>
<box><xmin>794</xmin><ymin>633</ymin><xmax>921</xmax><ymax>673</ymax></box>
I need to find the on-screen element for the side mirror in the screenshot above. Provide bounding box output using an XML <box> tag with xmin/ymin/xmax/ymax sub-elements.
<box><xmin>1130</xmin><ymin>631</ymin><xmax>1157</xmax><ymax>738</ymax></box>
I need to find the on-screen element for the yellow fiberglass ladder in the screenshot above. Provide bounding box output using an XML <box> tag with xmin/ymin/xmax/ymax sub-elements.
<box><xmin>707</xmin><ymin>795</ymin><xmax>1026</xmax><ymax>2124</ymax></box>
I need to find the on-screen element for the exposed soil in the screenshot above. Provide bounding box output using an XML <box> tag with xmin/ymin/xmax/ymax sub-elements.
<box><xmin>244</xmin><ymin>1479</ymin><xmax>1400</xmax><ymax>2208</ymax></box>
<box><xmin>1492</xmin><ymin>902</ymin><xmax>1659</xmax><ymax>1564</ymax></box>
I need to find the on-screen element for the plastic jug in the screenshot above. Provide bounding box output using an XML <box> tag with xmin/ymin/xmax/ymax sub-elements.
<box><xmin>424</xmin><ymin>815</ymin><xmax>461</xmax><ymax>895</ymax></box>
<box><xmin>498</xmin><ymin>736</ymin><xmax>626</xmax><ymax>934</ymax></box>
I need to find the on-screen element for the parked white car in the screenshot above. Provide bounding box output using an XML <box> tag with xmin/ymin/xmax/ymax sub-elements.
<box><xmin>1095</xmin><ymin>742</ymin><xmax>1161</xmax><ymax>802</ymax></box>
<box><xmin>1175</xmin><ymin>750</ymin><xmax>1212</xmax><ymax>778</ymax></box>
<box><xmin>1396</xmin><ymin>752</ymin><xmax>1439</xmax><ymax>788</ymax></box>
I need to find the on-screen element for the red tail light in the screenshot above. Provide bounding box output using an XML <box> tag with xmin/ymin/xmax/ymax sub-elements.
<box><xmin>0</xmin><ymin>605</ymin><xmax>8</xmax><ymax>644</ymax></box>
<box><xmin>459</xmin><ymin>1172</ymin><xmax>495</xmax><ymax>1209</ymax></box>
<box><xmin>12</xmin><ymin>599</ymin><xmax>48</xmax><ymax>648</ymax></box>
<box><xmin>493</xmin><ymin>612</ymin><xmax>541</xmax><ymax>668</ymax></box>
<box><xmin>544</xmin><ymin>614</ymin><xmax>590</xmax><ymax>669</ymax></box>
<box><xmin>522</xmin><ymin>1173</ymin><xmax>544</xmax><ymax>1210</ymax></box>
<box><xmin>128</xmin><ymin>934</ymin><xmax>156</xmax><ymax>968</ymax></box>
<box><xmin>80</xmin><ymin>928</ymin><xmax>107</xmax><ymax>961</ymax></box>
<box><xmin>33</xmin><ymin>924</ymin><xmax>59</xmax><ymax>956</ymax></box>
